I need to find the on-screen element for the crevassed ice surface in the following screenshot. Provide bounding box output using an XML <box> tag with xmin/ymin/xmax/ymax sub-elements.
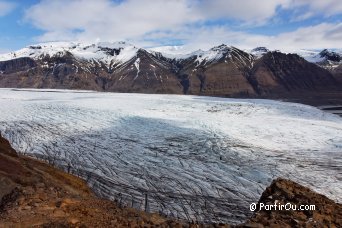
<box><xmin>0</xmin><ymin>89</ymin><xmax>341</xmax><ymax>223</ymax></box>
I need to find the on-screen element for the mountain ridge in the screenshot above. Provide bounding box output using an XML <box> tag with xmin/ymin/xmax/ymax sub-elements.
<box><xmin>0</xmin><ymin>42</ymin><xmax>341</xmax><ymax>101</ymax></box>
<box><xmin>1</xmin><ymin>42</ymin><xmax>341</xmax><ymax>68</ymax></box>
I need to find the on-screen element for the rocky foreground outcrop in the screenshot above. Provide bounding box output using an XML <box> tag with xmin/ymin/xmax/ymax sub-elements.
<box><xmin>241</xmin><ymin>179</ymin><xmax>342</xmax><ymax>227</ymax></box>
<box><xmin>0</xmin><ymin>135</ymin><xmax>341</xmax><ymax>227</ymax></box>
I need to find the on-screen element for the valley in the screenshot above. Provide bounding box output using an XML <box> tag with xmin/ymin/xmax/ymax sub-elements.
<box><xmin>0</xmin><ymin>88</ymin><xmax>341</xmax><ymax>224</ymax></box>
<box><xmin>1</xmin><ymin>1</ymin><xmax>342</xmax><ymax>226</ymax></box>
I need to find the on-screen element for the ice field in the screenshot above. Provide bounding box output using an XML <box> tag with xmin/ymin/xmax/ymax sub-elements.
<box><xmin>0</xmin><ymin>88</ymin><xmax>341</xmax><ymax>223</ymax></box>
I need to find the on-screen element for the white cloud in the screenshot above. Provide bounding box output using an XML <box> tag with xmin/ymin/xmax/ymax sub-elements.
<box><xmin>287</xmin><ymin>0</ymin><xmax>342</xmax><ymax>17</ymax></box>
<box><xmin>0</xmin><ymin>49</ymin><xmax>10</xmax><ymax>54</ymax></box>
<box><xmin>0</xmin><ymin>1</ymin><xmax>15</xmax><ymax>16</ymax></box>
<box><xmin>23</xmin><ymin>0</ymin><xmax>342</xmax><ymax>51</ymax></box>
<box><xmin>196</xmin><ymin>0</ymin><xmax>290</xmax><ymax>25</ymax></box>
<box><xmin>25</xmin><ymin>0</ymin><xmax>200</xmax><ymax>43</ymax></box>
<box><xmin>152</xmin><ymin>22</ymin><xmax>342</xmax><ymax>53</ymax></box>
<box><xmin>271</xmin><ymin>23</ymin><xmax>342</xmax><ymax>51</ymax></box>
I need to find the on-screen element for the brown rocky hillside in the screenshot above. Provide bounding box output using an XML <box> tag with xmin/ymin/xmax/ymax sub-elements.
<box><xmin>241</xmin><ymin>178</ymin><xmax>342</xmax><ymax>227</ymax></box>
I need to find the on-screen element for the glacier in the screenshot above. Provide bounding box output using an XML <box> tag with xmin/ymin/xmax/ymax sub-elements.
<box><xmin>0</xmin><ymin>88</ymin><xmax>341</xmax><ymax>223</ymax></box>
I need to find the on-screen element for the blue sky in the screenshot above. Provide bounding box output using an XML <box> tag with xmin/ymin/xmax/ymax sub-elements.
<box><xmin>0</xmin><ymin>0</ymin><xmax>341</xmax><ymax>53</ymax></box>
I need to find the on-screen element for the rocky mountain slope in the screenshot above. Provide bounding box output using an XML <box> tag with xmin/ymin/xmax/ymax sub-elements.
<box><xmin>0</xmin><ymin>42</ymin><xmax>340</xmax><ymax>100</ymax></box>
<box><xmin>0</xmin><ymin>135</ymin><xmax>341</xmax><ymax>227</ymax></box>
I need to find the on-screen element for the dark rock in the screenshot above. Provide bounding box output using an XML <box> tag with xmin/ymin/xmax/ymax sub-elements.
<box><xmin>0</xmin><ymin>57</ymin><xmax>36</xmax><ymax>74</ymax></box>
<box><xmin>320</xmin><ymin>49</ymin><xmax>341</xmax><ymax>62</ymax></box>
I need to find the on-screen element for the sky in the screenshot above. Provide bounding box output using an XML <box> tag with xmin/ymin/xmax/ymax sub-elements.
<box><xmin>0</xmin><ymin>0</ymin><xmax>341</xmax><ymax>53</ymax></box>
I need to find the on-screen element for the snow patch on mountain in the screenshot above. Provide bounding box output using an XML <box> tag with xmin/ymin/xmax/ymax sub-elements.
<box><xmin>148</xmin><ymin>46</ymin><xmax>194</xmax><ymax>59</ymax></box>
<box><xmin>133</xmin><ymin>58</ymin><xmax>140</xmax><ymax>80</ymax></box>
<box><xmin>190</xmin><ymin>45</ymin><xmax>233</xmax><ymax>66</ymax></box>
<box><xmin>295</xmin><ymin>49</ymin><xmax>324</xmax><ymax>63</ymax></box>
<box><xmin>150</xmin><ymin>45</ymin><xmax>236</xmax><ymax>64</ymax></box>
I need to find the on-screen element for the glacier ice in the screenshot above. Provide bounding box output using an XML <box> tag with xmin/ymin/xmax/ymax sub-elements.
<box><xmin>0</xmin><ymin>88</ymin><xmax>341</xmax><ymax>223</ymax></box>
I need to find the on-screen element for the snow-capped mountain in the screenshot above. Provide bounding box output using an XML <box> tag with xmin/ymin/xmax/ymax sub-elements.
<box><xmin>319</xmin><ymin>49</ymin><xmax>342</xmax><ymax>62</ymax></box>
<box><xmin>1</xmin><ymin>41</ymin><xmax>341</xmax><ymax>69</ymax></box>
<box><xmin>249</xmin><ymin>47</ymin><xmax>270</xmax><ymax>58</ymax></box>
<box><xmin>188</xmin><ymin>44</ymin><xmax>254</xmax><ymax>67</ymax></box>
<box><xmin>246</xmin><ymin>47</ymin><xmax>342</xmax><ymax>69</ymax></box>
<box><xmin>0</xmin><ymin>42</ymin><xmax>340</xmax><ymax>98</ymax></box>
<box><xmin>295</xmin><ymin>49</ymin><xmax>342</xmax><ymax>66</ymax></box>
<box><xmin>0</xmin><ymin>41</ymin><xmax>138</xmax><ymax>68</ymax></box>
